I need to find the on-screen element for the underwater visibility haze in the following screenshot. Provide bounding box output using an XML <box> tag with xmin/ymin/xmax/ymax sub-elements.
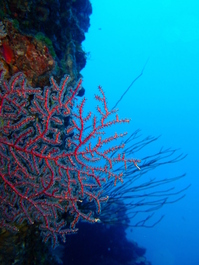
<box><xmin>82</xmin><ymin>1</ymin><xmax>199</xmax><ymax>265</ymax></box>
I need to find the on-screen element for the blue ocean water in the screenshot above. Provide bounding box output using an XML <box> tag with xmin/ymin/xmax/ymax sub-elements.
<box><xmin>82</xmin><ymin>1</ymin><xmax>199</xmax><ymax>265</ymax></box>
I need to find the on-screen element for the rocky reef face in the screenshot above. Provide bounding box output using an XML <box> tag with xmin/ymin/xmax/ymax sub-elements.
<box><xmin>0</xmin><ymin>0</ymin><xmax>92</xmax><ymax>90</ymax></box>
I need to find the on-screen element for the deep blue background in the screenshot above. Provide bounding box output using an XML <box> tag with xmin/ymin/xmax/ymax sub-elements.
<box><xmin>81</xmin><ymin>1</ymin><xmax>199</xmax><ymax>265</ymax></box>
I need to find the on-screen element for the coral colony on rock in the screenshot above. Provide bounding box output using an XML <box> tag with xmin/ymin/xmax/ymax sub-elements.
<box><xmin>0</xmin><ymin>1</ymin><xmax>189</xmax><ymax>264</ymax></box>
<box><xmin>0</xmin><ymin>69</ymin><xmax>140</xmax><ymax>247</ymax></box>
<box><xmin>0</xmin><ymin>66</ymin><xmax>188</xmax><ymax>265</ymax></box>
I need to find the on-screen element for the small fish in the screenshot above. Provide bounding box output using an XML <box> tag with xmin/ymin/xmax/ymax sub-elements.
<box><xmin>2</xmin><ymin>42</ymin><xmax>13</xmax><ymax>64</ymax></box>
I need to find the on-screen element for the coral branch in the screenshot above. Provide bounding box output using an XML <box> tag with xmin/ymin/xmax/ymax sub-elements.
<box><xmin>0</xmin><ymin>71</ymin><xmax>140</xmax><ymax>246</ymax></box>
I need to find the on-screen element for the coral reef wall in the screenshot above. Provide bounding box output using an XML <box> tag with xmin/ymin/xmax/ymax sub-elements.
<box><xmin>0</xmin><ymin>0</ymin><xmax>92</xmax><ymax>89</ymax></box>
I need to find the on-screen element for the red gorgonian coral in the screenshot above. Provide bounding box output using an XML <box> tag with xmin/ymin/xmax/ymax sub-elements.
<box><xmin>0</xmin><ymin>71</ymin><xmax>140</xmax><ymax>246</ymax></box>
